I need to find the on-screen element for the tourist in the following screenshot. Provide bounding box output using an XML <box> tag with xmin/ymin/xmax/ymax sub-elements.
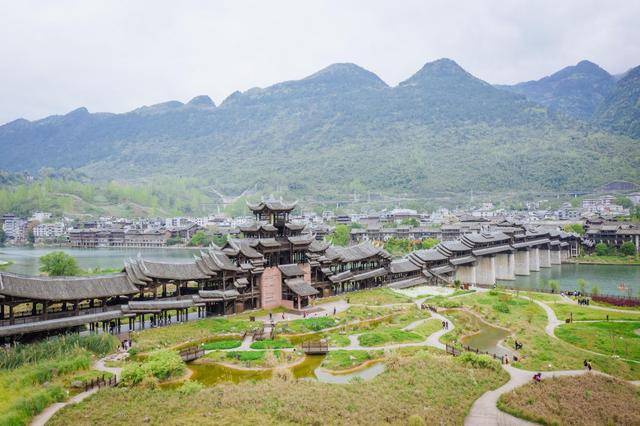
<box><xmin>269</xmin><ymin>312</ymin><xmax>273</xmax><ymax>321</ymax></box>
<box><xmin>587</xmin><ymin>361</ymin><xmax>592</xmax><ymax>371</ymax></box>
<box><xmin>333</xmin><ymin>307</ymin><xmax>337</xmax><ymax>316</ymax></box>
<box><xmin>533</xmin><ymin>373</ymin><xmax>541</xmax><ymax>382</ymax></box>
<box><xmin>583</xmin><ymin>359</ymin><xmax>588</xmax><ymax>370</ymax></box>
<box><xmin>282</xmin><ymin>312</ymin><xmax>286</xmax><ymax>320</ymax></box>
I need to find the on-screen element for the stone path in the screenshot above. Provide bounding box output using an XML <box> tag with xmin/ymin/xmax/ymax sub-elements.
<box><xmin>30</xmin><ymin>353</ymin><xmax>125</xmax><ymax>426</ymax></box>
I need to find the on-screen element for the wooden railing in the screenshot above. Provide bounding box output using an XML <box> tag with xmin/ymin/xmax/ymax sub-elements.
<box><xmin>179</xmin><ymin>346</ymin><xmax>205</xmax><ymax>362</ymax></box>
<box><xmin>301</xmin><ymin>341</ymin><xmax>329</xmax><ymax>355</ymax></box>
<box><xmin>84</xmin><ymin>374</ymin><xmax>118</xmax><ymax>392</ymax></box>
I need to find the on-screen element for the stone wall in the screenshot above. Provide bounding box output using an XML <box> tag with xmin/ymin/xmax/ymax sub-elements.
<box><xmin>259</xmin><ymin>266</ymin><xmax>283</xmax><ymax>309</ymax></box>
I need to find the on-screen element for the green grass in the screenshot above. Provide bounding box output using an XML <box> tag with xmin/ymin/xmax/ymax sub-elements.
<box><xmin>201</xmin><ymin>340</ymin><xmax>242</xmax><ymax>350</ymax></box>
<box><xmin>226</xmin><ymin>351</ymin><xmax>266</xmax><ymax>362</ymax></box>
<box><xmin>321</xmin><ymin>350</ymin><xmax>383</xmax><ymax>371</ymax></box>
<box><xmin>444</xmin><ymin>291</ymin><xmax>640</xmax><ymax>380</ymax></box>
<box><xmin>274</xmin><ymin>316</ymin><xmax>337</xmax><ymax>334</ymax></box>
<box><xmin>203</xmin><ymin>350</ymin><xmax>303</xmax><ymax>368</ymax></box>
<box><xmin>498</xmin><ymin>374</ymin><xmax>640</xmax><ymax>425</ymax></box>
<box><xmin>132</xmin><ymin>317</ymin><xmax>262</xmax><ymax>352</ymax></box>
<box><xmin>549</xmin><ymin>302</ymin><xmax>640</xmax><ymax>321</ymax></box>
<box><xmin>48</xmin><ymin>348</ymin><xmax>509</xmax><ymax>425</ymax></box>
<box><xmin>320</xmin><ymin>288</ymin><xmax>412</xmax><ymax>306</ymax></box>
<box><xmin>411</xmin><ymin>318</ymin><xmax>445</xmax><ymax>338</ymax></box>
<box><xmin>555</xmin><ymin>321</ymin><xmax>640</xmax><ymax>360</ymax></box>
<box><xmin>358</xmin><ymin>328</ymin><xmax>423</xmax><ymax>347</ymax></box>
<box><xmin>121</xmin><ymin>350</ymin><xmax>186</xmax><ymax>386</ymax></box>
<box><xmin>249</xmin><ymin>339</ymin><xmax>293</xmax><ymax>350</ymax></box>
<box><xmin>570</xmin><ymin>254</ymin><xmax>640</xmax><ymax>265</ymax></box>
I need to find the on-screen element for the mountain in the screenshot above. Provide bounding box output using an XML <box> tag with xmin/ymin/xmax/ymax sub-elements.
<box><xmin>594</xmin><ymin>65</ymin><xmax>640</xmax><ymax>139</ymax></box>
<box><xmin>498</xmin><ymin>60</ymin><xmax>616</xmax><ymax>120</ymax></box>
<box><xmin>0</xmin><ymin>58</ymin><xmax>638</xmax><ymax>198</ymax></box>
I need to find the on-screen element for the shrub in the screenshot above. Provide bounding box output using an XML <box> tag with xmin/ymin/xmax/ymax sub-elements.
<box><xmin>300</xmin><ymin>316</ymin><xmax>336</xmax><ymax>331</ymax></box>
<box><xmin>493</xmin><ymin>302</ymin><xmax>510</xmax><ymax>313</ymax></box>
<box><xmin>456</xmin><ymin>352</ymin><xmax>500</xmax><ymax>371</ymax></box>
<box><xmin>202</xmin><ymin>340</ymin><xmax>242</xmax><ymax>350</ymax></box>
<box><xmin>121</xmin><ymin>350</ymin><xmax>185</xmax><ymax>385</ymax></box>
<box><xmin>620</xmin><ymin>242</ymin><xmax>636</xmax><ymax>256</ymax></box>
<box><xmin>177</xmin><ymin>380</ymin><xmax>203</xmax><ymax>395</ymax></box>
<box><xmin>595</xmin><ymin>243</ymin><xmax>610</xmax><ymax>256</ymax></box>
<box><xmin>227</xmin><ymin>351</ymin><xmax>265</xmax><ymax>362</ymax></box>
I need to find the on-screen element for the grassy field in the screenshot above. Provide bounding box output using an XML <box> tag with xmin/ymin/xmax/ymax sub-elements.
<box><xmin>570</xmin><ymin>254</ymin><xmax>640</xmax><ymax>265</ymax></box>
<box><xmin>358</xmin><ymin>327</ymin><xmax>423</xmax><ymax>347</ymax></box>
<box><xmin>436</xmin><ymin>291</ymin><xmax>640</xmax><ymax>380</ymax></box>
<box><xmin>201</xmin><ymin>350</ymin><xmax>303</xmax><ymax>368</ymax></box>
<box><xmin>321</xmin><ymin>350</ymin><xmax>383</xmax><ymax>371</ymax></box>
<box><xmin>498</xmin><ymin>374</ymin><xmax>640</xmax><ymax>425</ymax></box>
<box><xmin>131</xmin><ymin>316</ymin><xmax>262</xmax><ymax>353</ymax></box>
<box><xmin>0</xmin><ymin>334</ymin><xmax>118</xmax><ymax>425</ymax></box>
<box><xmin>318</xmin><ymin>288</ymin><xmax>413</xmax><ymax>306</ymax></box>
<box><xmin>555</xmin><ymin>321</ymin><xmax>640</xmax><ymax>360</ymax></box>
<box><xmin>49</xmin><ymin>349</ymin><xmax>509</xmax><ymax>426</ymax></box>
<box><xmin>549</xmin><ymin>302</ymin><xmax>640</xmax><ymax>321</ymax></box>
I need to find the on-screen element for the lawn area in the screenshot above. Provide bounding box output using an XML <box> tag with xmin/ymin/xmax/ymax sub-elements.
<box><xmin>274</xmin><ymin>316</ymin><xmax>338</xmax><ymax>334</ymax></box>
<box><xmin>319</xmin><ymin>288</ymin><xmax>413</xmax><ymax>306</ymax></box>
<box><xmin>321</xmin><ymin>350</ymin><xmax>383</xmax><ymax>371</ymax></box>
<box><xmin>0</xmin><ymin>334</ymin><xmax>119</xmax><ymax>425</ymax></box>
<box><xmin>249</xmin><ymin>338</ymin><xmax>293</xmax><ymax>350</ymax></box>
<box><xmin>555</xmin><ymin>321</ymin><xmax>640</xmax><ymax>360</ymax></box>
<box><xmin>498</xmin><ymin>374</ymin><xmax>640</xmax><ymax>426</ymax></box>
<box><xmin>358</xmin><ymin>327</ymin><xmax>423</xmax><ymax>347</ymax></box>
<box><xmin>411</xmin><ymin>318</ymin><xmax>444</xmax><ymax>338</ymax></box>
<box><xmin>201</xmin><ymin>339</ymin><xmax>242</xmax><ymax>350</ymax></box>
<box><xmin>570</xmin><ymin>254</ymin><xmax>640</xmax><ymax>265</ymax></box>
<box><xmin>132</xmin><ymin>316</ymin><xmax>262</xmax><ymax>352</ymax></box>
<box><xmin>440</xmin><ymin>291</ymin><xmax>640</xmax><ymax>380</ymax></box>
<box><xmin>548</xmin><ymin>302</ymin><xmax>640</xmax><ymax>321</ymax></box>
<box><xmin>201</xmin><ymin>350</ymin><xmax>303</xmax><ymax>368</ymax></box>
<box><xmin>49</xmin><ymin>348</ymin><xmax>509</xmax><ymax>426</ymax></box>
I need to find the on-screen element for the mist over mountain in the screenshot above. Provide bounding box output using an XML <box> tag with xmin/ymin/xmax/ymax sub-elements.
<box><xmin>0</xmin><ymin>58</ymin><xmax>638</xmax><ymax>197</ymax></box>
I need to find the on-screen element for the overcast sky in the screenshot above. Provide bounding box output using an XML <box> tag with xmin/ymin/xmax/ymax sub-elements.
<box><xmin>1</xmin><ymin>0</ymin><xmax>638</xmax><ymax>124</ymax></box>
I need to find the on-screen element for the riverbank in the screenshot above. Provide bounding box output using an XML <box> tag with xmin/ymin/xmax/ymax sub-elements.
<box><xmin>568</xmin><ymin>254</ymin><xmax>640</xmax><ymax>265</ymax></box>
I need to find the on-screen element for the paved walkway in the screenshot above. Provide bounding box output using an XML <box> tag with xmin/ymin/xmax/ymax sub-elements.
<box><xmin>31</xmin><ymin>352</ymin><xmax>125</xmax><ymax>426</ymax></box>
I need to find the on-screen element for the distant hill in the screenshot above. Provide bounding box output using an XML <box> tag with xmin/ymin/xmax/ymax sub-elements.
<box><xmin>497</xmin><ymin>60</ymin><xmax>616</xmax><ymax>120</ymax></box>
<box><xmin>593</xmin><ymin>65</ymin><xmax>640</xmax><ymax>139</ymax></box>
<box><xmin>0</xmin><ymin>59</ymin><xmax>638</xmax><ymax>198</ymax></box>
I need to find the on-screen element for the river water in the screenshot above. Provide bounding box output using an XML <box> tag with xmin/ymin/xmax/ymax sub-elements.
<box><xmin>1</xmin><ymin>247</ymin><xmax>638</xmax><ymax>296</ymax></box>
<box><xmin>498</xmin><ymin>263</ymin><xmax>639</xmax><ymax>295</ymax></box>
<box><xmin>0</xmin><ymin>247</ymin><xmax>200</xmax><ymax>275</ymax></box>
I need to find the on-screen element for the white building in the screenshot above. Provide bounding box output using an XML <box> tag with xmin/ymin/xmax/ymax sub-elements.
<box><xmin>30</xmin><ymin>211</ymin><xmax>52</xmax><ymax>222</ymax></box>
<box><xmin>33</xmin><ymin>222</ymin><xmax>66</xmax><ymax>239</ymax></box>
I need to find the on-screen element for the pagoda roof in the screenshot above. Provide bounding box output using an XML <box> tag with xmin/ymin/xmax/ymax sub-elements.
<box><xmin>247</xmin><ymin>200</ymin><xmax>297</xmax><ymax>213</ymax></box>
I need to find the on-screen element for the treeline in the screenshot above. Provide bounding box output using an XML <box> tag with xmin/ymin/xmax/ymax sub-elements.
<box><xmin>0</xmin><ymin>176</ymin><xmax>218</xmax><ymax>217</ymax></box>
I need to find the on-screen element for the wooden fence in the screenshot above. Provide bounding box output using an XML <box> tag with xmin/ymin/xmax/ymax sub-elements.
<box><xmin>84</xmin><ymin>374</ymin><xmax>118</xmax><ymax>392</ymax></box>
<box><xmin>301</xmin><ymin>341</ymin><xmax>329</xmax><ymax>355</ymax></box>
<box><xmin>179</xmin><ymin>346</ymin><xmax>205</xmax><ymax>362</ymax></box>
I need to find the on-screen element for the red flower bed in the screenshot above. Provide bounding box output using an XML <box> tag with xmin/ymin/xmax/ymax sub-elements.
<box><xmin>592</xmin><ymin>295</ymin><xmax>640</xmax><ymax>307</ymax></box>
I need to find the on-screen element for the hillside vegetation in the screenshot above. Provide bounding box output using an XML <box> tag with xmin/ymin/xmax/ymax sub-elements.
<box><xmin>0</xmin><ymin>59</ymin><xmax>638</xmax><ymax>198</ymax></box>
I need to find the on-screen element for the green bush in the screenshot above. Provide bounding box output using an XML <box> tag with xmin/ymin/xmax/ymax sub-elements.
<box><xmin>177</xmin><ymin>380</ymin><xmax>203</xmax><ymax>395</ymax></box>
<box><xmin>121</xmin><ymin>350</ymin><xmax>185</xmax><ymax>385</ymax></box>
<box><xmin>249</xmin><ymin>339</ymin><xmax>293</xmax><ymax>350</ymax></box>
<box><xmin>456</xmin><ymin>352</ymin><xmax>500</xmax><ymax>371</ymax></box>
<box><xmin>595</xmin><ymin>242</ymin><xmax>610</xmax><ymax>256</ymax></box>
<box><xmin>300</xmin><ymin>317</ymin><xmax>336</xmax><ymax>331</ymax></box>
<box><xmin>493</xmin><ymin>302</ymin><xmax>510</xmax><ymax>313</ymax></box>
<box><xmin>202</xmin><ymin>340</ymin><xmax>242</xmax><ymax>350</ymax></box>
<box><xmin>620</xmin><ymin>241</ymin><xmax>636</xmax><ymax>256</ymax></box>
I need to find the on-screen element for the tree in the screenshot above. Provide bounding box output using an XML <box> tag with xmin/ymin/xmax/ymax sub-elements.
<box><xmin>594</xmin><ymin>242</ymin><xmax>610</xmax><ymax>256</ymax></box>
<box><xmin>620</xmin><ymin>241</ymin><xmax>636</xmax><ymax>256</ymax></box>
<box><xmin>548</xmin><ymin>280</ymin><xmax>560</xmax><ymax>293</ymax></box>
<box><xmin>614</xmin><ymin>196</ymin><xmax>633</xmax><ymax>209</ymax></box>
<box><xmin>562</xmin><ymin>223</ymin><xmax>585</xmax><ymax>235</ymax></box>
<box><xmin>329</xmin><ymin>225</ymin><xmax>350</xmax><ymax>246</ymax></box>
<box><xmin>0</xmin><ymin>229</ymin><xmax>6</xmax><ymax>247</ymax></box>
<box><xmin>577</xmin><ymin>278</ymin><xmax>587</xmax><ymax>294</ymax></box>
<box><xmin>591</xmin><ymin>284</ymin><xmax>600</xmax><ymax>296</ymax></box>
<box><xmin>420</xmin><ymin>238</ymin><xmax>440</xmax><ymax>249</ymax></box>
<box><xmin>400</xmin><ymin>218</ymin><xmax>419</xmax><ymax>227</ymax></box>
<box><xmin>39</xmin><ymin>251</ymin><xmax>80</xmax><ymax>276</ymax></box>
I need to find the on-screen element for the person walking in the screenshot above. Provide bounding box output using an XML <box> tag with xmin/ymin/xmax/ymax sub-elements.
<box><xmin>333</xmin><ymin>307</ymin><xmax>337</xmax><ymax>316</ymax></box>
<box><xmin>587</xmin><ymin>361</ymin><xmax>592</xmax><ymax>371</ymax></box>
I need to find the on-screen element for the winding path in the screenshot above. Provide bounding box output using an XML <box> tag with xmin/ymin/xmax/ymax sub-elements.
<box><xmin>30</xmin><ymin>353</ymin><xmax>124</xmax><ymax>426</ymax></box>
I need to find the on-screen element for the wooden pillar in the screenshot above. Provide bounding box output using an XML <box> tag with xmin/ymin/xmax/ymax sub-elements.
<box><xmin>74</xmin><ymin>300</ymin><xmax>79</xmax><ymax>316</ymax></box>
<box><xmin>43</xmin><ymin>300</ymin><xmax>49</xmax><ymax>320</ymax></box>
<box><xmin>177</xmin><ymin>281</ymin><xmax>181</xmax><ymax>297</ymax></box>
<box><xmin>162</xmin><ymin>283</ymin><xmax>167</xmax><ymax>298</ymax></box>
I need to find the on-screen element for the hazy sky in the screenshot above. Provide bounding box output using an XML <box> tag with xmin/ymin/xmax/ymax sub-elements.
<box><xmin>1</xmin><ymin>0</ymin><xmax>639</xmax><ymax>124</ymax></box>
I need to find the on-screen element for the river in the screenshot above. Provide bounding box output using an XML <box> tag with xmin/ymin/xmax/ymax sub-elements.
<box><xmin>498</xmin><ymin>263</ymin><xmax>639</xmax><ymax>295</ymax></box>
<box><xmin>0</xmin><ymin>247</ymin><xmax>200</xmax><ymax>275</ymax></box>
<box><xmin>1</xmin><ymin>247</ymin><xmax>638</xmax><ymax>296</ymax></box>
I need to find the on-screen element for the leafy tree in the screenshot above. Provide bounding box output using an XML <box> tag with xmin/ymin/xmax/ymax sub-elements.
<box><xmin>591</xmin><ymin>284</ymin><xmax>600</xmax><ymax>296</ymax></box>
<box><xmin>619</xmin><ymin>241</ymin><xmax>636</xmax><ymax>256</ymax></box>
<box><xmin>594</xmin><ymin>242</ymin><xmax>610</xmax><ymax>256</ymax></box>
<box><xmin>328</xmin><ymin>225</ymin><xmax>350</xmax><ymax>246</ymax></box>
<box><xmin>400</xmin><ymin>218</ymin><xmax>419</xmax><ymax>227</ymax></box>
<box><xmin>577</xmin><ymin>278</ymin><xmax>587</xmax><ymax>294</ymax></box>
<box><xmin>562</xmin><ymin>223</ymin><xmax>585</xmax><ymax>235</ymax></box>
<box><xmin>420</xmin><ymin>238</ymin><xmax>440</xmax><ymax>249</ymax></box>
<box><xmin>548</xmin><ymin>280</ymin><xmax>560</xmax><ymax>293</ymax></box>
<box><xmin>0</xmin><ymin>229</ymin><xmax>6</xmax><ymax>247</ymax></box>
<box><xmin>166</xmin><ymin>236</ymin><xmax>182</xmax><ymax>246</ymax></box>
<box><xmin>614</xmin><ymin>196</ymin><xmax>633</xmax><ymax>209</ymax></box>
<box><xmin>39</xmin><ymin>251</ymin><xmax>81</xmax><ymax>276</ymax></box>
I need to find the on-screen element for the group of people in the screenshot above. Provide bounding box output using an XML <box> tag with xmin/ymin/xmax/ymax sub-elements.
<box><xmin>120</xmin><ymin>339</ymin><xmax>131</xmax><ymax>351</ymax></box>
<box><xmin>583</xmin><ymin>359</ymin><xmax>593</xmax><ymax>371</ymax></box>
<box><xmin>441</xmin><ymin>320</ymin><xmax>449</xmax><ymax>330</ymax></box>
<box><xmin>577</xmin><ymin>298</ymin><xmax>591</xmax><ymax>306</ymax></box>
<box><xmin>513</xmin><ymin>340</ymin><xmax>523</xmax><ymax>350</ymax></box>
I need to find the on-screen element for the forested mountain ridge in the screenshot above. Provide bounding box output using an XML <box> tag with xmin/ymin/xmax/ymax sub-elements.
<box><xmin>593</xmin><ymin>65</ymin><xmax>640</xmax><ymax>139</ymax></box>
<box><xmin>0</xmin><ymin>58</ymin><xmax>638</xmax><ymax>198</ymax></box>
